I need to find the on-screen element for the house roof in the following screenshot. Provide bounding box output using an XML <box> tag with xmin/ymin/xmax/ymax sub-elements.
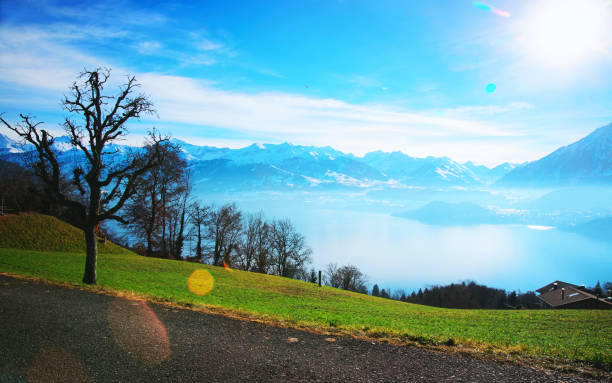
<box><xmin>537</xmin><ymin>281</ymin><xmax>612</xmax><ymax>308</ymax></box>
<box><xmin>535</xmin><ymin>280</ymin><xmax>583</xmax><ymax>294</ymax></box>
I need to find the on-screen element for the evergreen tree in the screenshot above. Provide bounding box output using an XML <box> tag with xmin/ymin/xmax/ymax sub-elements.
<box><xmin>508</xmin><ymin>291</ymin><xmax>518</xmax><ymax>307</ymax></box>
<box><xmin>380</xmin><ymin>288</ymin><xmax>390</xmax><ymax>299</ymax></box>
<box><xmin>371</xmin><ymin>284</ymin><xmax>380</xmax><ymax>297</ymax></box>
<box><xmin>308</xmin><ymin>268</ymin><xmax>317</xmax><ymax>283</ymax></box>
<box><xmin>593</xmin><ymin>281</ymin><xmax>604</xmax><ymax>297</ymax></box>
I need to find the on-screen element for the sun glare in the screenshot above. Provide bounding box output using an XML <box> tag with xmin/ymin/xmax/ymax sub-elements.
<box><xmin>516</xmin><ymin>0</ymin><xmax>612</xmax><ymax>68</ymax></box>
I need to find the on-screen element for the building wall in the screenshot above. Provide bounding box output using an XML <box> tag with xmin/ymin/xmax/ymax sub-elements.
<box><xmin>555</xmin><ymin>298</ymin><xmax>612</xmax><ymax>310</ymax></box>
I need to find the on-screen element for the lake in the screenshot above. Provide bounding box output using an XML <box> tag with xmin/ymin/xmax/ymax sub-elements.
<box><xmin>205</xmin><ymin>192</ymin><xmax>612</xmax><ymax>294</ymax></box>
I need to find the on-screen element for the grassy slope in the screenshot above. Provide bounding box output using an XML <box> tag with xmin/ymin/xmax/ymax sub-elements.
<box><xmin>0</xmin><ymin>213</ymin><xmax>129</xmax><ymax>254</ymax></box>
<box><xmin>0</xmin><ymin>214</ymin><xmax>610</xmax><ymax>372</ymax></box>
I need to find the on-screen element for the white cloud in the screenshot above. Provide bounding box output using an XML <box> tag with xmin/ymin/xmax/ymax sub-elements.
<box><xmin>338</xmin><ymin>74</ymin><xmax>383</xmax><ymax>88</ymax></box>
<box><xmin>441</xmin><ymin>102</ymin><xmax>534</xmax><ymax>117</ymax></box>
<box><xmin>198</xmin><ymin>39</ymin><xmax>223</xmax><ymax>51</ymax></box>
<box><xmin>0</xmin><ymin>24</ymin><xmax>541</xmax><ymax>166</ymax></box>
<box><xmin>132</xmin><ymin>73</ymin><xmax>530</xmax><ymax>165</ymax></box>
<box><xmin>137</xmin><ymin>41</ymin><xmax>162</xmax><ymax>55</ymax></box>
<box><xmin>38</xmin><ymin>0</ymin><xmax>168</xmax><ymax>26</ymax></box>
<box><xmin>0</xmin><ymin>26</ymin><xmax>111</xmax><ymax>91</ymax></box>
<box><xmin>449</xmin><ymin>58</ymin><xmax>498</xmax><ymax>72</ymax></box>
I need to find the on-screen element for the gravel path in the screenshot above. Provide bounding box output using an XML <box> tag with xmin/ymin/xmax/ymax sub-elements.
<box><xmin>0</xmin><ymin>275</ymin><xmax>601</xmax><ymax>382</ymax></box>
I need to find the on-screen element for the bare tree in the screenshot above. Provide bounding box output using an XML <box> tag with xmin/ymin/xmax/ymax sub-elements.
<box><xmin>164</xmin><ymin>169</ymin><xmax>191</xmax><ymax>260</ymax></box>
<box><xmin>324</xmin><ymin>263</ymin><xmax>341</xmax><ymax>288</ymax></box>
<box><xmin>252</xmin><ymin>218</ymin><xmax>273</xmax><ymax>274</ymax></box>
<box><xmin>270</xmin><ymin>219</ymin><xmax>312</xmax><ymax>278</ymax></box>
<box><xmin>325</xmin><ymin>263</ymin><xmax>368</xmax><ymax>293</ymax></box>
<box><xmin>1</xmin><ymin>68</ymin><xmax>162</xmax><ymax>284</ymax></box>
<box><xmin>123</xmin><ymin>141</ymin><xmax>189</xmax><ymax>259</ymax></box>
<box><xmin>0</xmin><ymin>160</ymin><xmax>44</xmax><ymax>214</ymax></box>
<box><xmin>238</xmin><ymin>212</ymin><xmax>265</xmax><ymax>271</ymax></box>
<box><xmin>188</xmin><ymin>201</ymin><xmax>210</xmax><ymax>261</ymax></box>
<box><xmin>207</xmin><ymin>203</ymin><xmax>242</xmax><ymax>266</ymax></box>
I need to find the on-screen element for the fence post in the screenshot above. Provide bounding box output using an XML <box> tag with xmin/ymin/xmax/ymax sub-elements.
<box><xmin>318</xmin><ymin>270</ymin><xmax>322</xmax><ymax>287</ymax></box>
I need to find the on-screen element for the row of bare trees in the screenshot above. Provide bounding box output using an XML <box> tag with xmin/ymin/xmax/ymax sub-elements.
<box><xmin>188</xmin><ymin>203</ymin><xmax>312</xmax><ymax>279</ymax></box>
<box><xmin>324</xmin><ymin>263</ymin><xmax>368</xmax><ymax>294</ymax></box>
<box><xmin>122</xmin><ymin>141</ymin><xmax>190</xmax><ymax>259</ymax></box>
<box><xmin>97</xmin><ymin>131</ymin><xmax>314</xmax><ymax>280</ymax></box>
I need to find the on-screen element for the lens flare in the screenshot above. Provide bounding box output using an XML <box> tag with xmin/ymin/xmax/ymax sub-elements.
<box><xmin>514</xmin><ymin>0</ymin><xmax>611</xmax><ymax>69</ymax></box>
<box><xmin>473</xmin><ymin>2</ymin><xmax>491</xmax><ymax>11</ymax></box>
<box><xmin>491</xmin><ymin>9</ymin><xmax>510</xmax><ymax>18</ymax></box>
<box><xmin>187</xmin><ymin>269</ymin><xmax>215</xmax><ymax>295</ymax></box>
<box><xmin>222</xmin><ymin>260</ymin><xmax>233</xmax><ymax>272</ymax></box>
<box><xmin>473</xmin><ymin>2</ymin><xmax>510</xmax><ymax>18</ymax></box>
<box><xmin>107</xmin><ymin>299</ymin><xmax>171</xmax><ymax>367</ymax></box>
<box><xmin>27</xmin><ymin>347</ymin><xmax>92</xmax><ymax>383</ymax></box>
<box><xmin>485</xmin><ymin>83</ymin><xmax>497</xmax><ymax>93</ymax></box>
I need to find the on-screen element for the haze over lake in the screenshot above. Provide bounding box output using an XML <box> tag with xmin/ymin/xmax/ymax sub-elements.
<box><xmin>198</xmin><ymin>190</ymin><xmax>612</xmax><ymax>293</ymax></box>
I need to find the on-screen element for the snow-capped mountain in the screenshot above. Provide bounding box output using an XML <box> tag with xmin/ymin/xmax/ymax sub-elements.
<box><xmin>3</xmin><ymin>121</ymin><xmax>611</xmax><ymax>191</ymax></box>
<box><xmin>0</xmin><ymin>133</ymin><xmax>29</xmax><ymax>154</ymax></box>
<box><xmin>498</xmin><ymin>123</ymin><xmax>612</xmax><ymax>186</ymax></box>
<box><xmin>187</xmin><ymin>142</ymin><xmax>388</xmax><ymax>191</ymax></box>
<box><xmin>361</xmin><ymin>151</ymin><xmax>480</xmax><ymax>186</ymax></box>
<box><xmin>464</xmin><ymin>161</ymin><xmax>518</xmax><ymax>185</ymax></box>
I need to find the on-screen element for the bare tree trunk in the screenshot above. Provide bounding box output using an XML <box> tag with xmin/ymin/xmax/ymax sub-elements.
<box><xmin>161</xmin><ymin>185</ymin><xmax>167</xmax><ymax>257</ymax></box>
<box><xmin>83</xmin><ymin>223</ymin><xmax>98</xmax><ymax>284</ymax></box>
<box><xmin>146</xmin><ymin>231</ymin><xmax>153</xmax><ymax>257</ymax></box>
<box><xmin>196</xmin><ymin>225</ymin><xmax>202</xmax><ymax>259</ymax></box>
<box><xmin>83</xmin><ymin>176</ymin><xmax>101</xmax><ymax>284</ymax></box>
<box><xmin>175</xmin><ymin>192</ymin><xmax>187</xmax><ymax>260</ymax></box>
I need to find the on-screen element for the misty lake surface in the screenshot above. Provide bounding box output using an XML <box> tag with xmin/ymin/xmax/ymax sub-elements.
<box><xmin>220</xmin><ymin>194</ymin><xmax>612</xmax><ymax>293</ymax></box>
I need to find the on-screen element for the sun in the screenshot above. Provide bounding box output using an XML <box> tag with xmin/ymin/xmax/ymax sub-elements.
<box><xmin>515</xmin><ymin>0</ymin><xmax>612</xmax><ymax>69</ymax></box>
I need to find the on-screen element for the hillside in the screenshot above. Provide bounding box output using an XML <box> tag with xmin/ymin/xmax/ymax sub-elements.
<box><xmin>0</xmin><ymin>213</ymin><xmax>129</xmax><ymax>254</ymax></box>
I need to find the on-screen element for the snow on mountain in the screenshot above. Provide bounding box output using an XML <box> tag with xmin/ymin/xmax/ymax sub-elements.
<box><xmin>220</xmin><ymin>143</ymin><xmax>347</xmax><ymax>166</ymax></box>
<box><xmin>463</xmin><ymin>161</ymin><xmax>518</xmax><ymax>185</ymax></box>
<box><xmin>170</xmin><ymin>138</ymin><xmax>231</xmax><ymax>162</ymax></box>
<box><xmin>52</xmin><ymin>136</ymin><xmax>75</xmax><ymax>152</ymax></box>
<box><xmin>0</xmin><ymin>132</ymin><xmax>29</xmax><ymax>154</ymax></box>
<box><xmin>187</xmin><ymin>143</ymin><xmax>387</xmax><ymax>191</ymax></box>
<box><xmin>498</xmin><ymin>123</ymin><xmax>612</xmax><ymax>186</ymax></box>
<box><xmin>361</xmin><ymin>151</ymin><xmax>479</xmax><ymax>186</ymax></box>
<box><xmin>6</xmin><ymin>122</ymin><xmax>610</xmax><ymax>191</ymax></box>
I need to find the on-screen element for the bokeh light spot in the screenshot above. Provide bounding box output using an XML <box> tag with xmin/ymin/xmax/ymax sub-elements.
<box><xmin>187</xmin><ymin>269</ymin><xmax>215</xmax><ymax>295</ymax></box>
<box><xmin>107</xmin><ymin>299</ymin><xmax>171</xmax><ymax>367</ymax></box>
<box><xmin>473</xmin><ymin>2</ymin><xmax>491</xmax><ymax>11</ymax></box>
<box><xmin>222</xmin><ymin>260</ymin><xmax>233</xmax><ymax>272</ymax></box>
<box><xmin>473</xmin><ymin>2</ymin><xmax>510</xmax><ymax>18</ymax></box>
<box><xmin>485</xmin><ymin>83</ymin><xmax>497</xmax><ymax>93</ymax></box>
<box><xmin>27</xmin><ymin>347</ymin><xmax>92</xmax><ymax>383</ymax></box>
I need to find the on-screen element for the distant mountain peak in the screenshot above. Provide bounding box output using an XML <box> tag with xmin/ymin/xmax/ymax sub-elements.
<box><xmin>497</xmin><ymin>122</ymin><xmax>612</xmax><ymax>186</ymax></box>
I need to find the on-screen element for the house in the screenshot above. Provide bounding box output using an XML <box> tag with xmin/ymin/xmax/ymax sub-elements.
<box><xmin>536</xmin><ymin>281</ymin><xmax>612</xmax><ymax>309</ymax></box>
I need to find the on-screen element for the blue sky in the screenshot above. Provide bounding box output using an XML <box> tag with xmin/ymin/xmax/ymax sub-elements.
<box><xmin>1</xmin><ymin>0</ymin><xmax>611</xmax><ymax>165</ymax></box>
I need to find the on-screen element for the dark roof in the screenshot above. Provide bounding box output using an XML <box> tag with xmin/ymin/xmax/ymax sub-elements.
<box><xmin>537</xmin><ymin>281</ymin><xmax>612</xmax><ymax>308</ymax></box>
<box><xmin>535</xmin><ymin>280</ymin><xmax>583</xmax><ymax>294</ymax></box>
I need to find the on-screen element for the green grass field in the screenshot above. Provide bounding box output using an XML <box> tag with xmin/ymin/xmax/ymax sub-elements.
<box><xmin>0</xmin><ymin>214</ymin><xmax>611</xmax><ymax>373</ymax></box>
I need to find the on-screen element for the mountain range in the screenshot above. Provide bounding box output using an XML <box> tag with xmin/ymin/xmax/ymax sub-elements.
<box><xmin>1</xmin><ymin>122</ymin><xmax>611</xmax><ymax>190</ymax></box>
